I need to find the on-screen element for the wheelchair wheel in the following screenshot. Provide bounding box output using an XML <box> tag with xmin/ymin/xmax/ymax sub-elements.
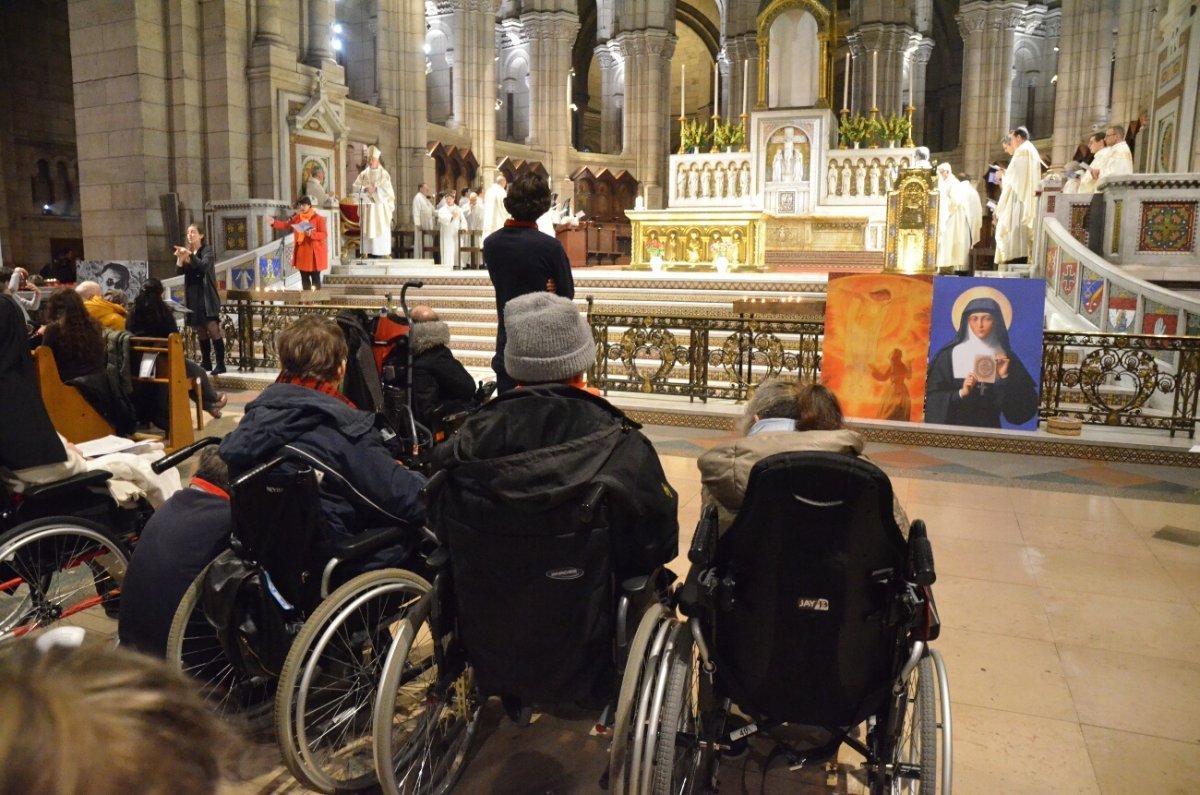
<box><xmin>609</xmin><ymin>602</ymin><xmax>672</xmax><ymax>793</ymax></box>
<box><xmin>0</xmin><ymin>517</ymin><xmax>129</xmax><ymax>642</ymax></box>
<box><xmin>276</xmin><ymin>569</ymin><xmax>431</xmax><ymax>794</ymax></box>
<box><xmin>879</xmin><ymin>654</ymin><xmax>940</xmax><ymax>795</ymax></box>
<box><xmin>372</xmin><ymin>599</ymin><xmax>480</xmax><ymax>795</ymax></box>
<box><xmin>652</xmin><ymin>626</ymin><xmax>703</xmax><ymax>795</ymax></box>
<box><xmin>165</xmin><ymin>562</ymin><xmax>276</xmax><ymax>730</ymax></box>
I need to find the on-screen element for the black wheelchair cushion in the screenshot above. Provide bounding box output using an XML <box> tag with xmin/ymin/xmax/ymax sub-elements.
<box><xmin>711</xmin><ymin>451</ymin><xmax>907</xmax><ymax>728</ymax></box>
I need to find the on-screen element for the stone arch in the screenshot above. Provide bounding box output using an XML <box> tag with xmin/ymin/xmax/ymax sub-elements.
<box><xmin>755</xmin><ymin>0</ymin><xmax>832</xmax><ymax>109</ymax></box>
<box><xmin>498</xmin><ymin>52</ymin><xmax>531</xmax><ymax>144</ymax></box>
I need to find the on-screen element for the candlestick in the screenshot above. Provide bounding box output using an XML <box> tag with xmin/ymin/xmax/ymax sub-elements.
<box><xmin>710</xmin><ymin>112</ymin><xmax>720</xmax><ymax>154</ymax></box>
<box><xmin>871</xmin><ymin>50</ymin><xmax>877</xmax><ymax>110</ymax></box>
<box><xmin>739</xmin><ymin>111</ymin><xmax>749</xmax><ymax>152</ymax></box>
<box><xmin>713</xmin><ymin>62</ymin><xmax>719</xmax><ymax>117</ymax></box>
<box><xmin>742</xmin><ymin>59</ymin><xmax>749</xmax><ymax>115</ymax></box>
<box><xmin>680</xmin><ymin>64</ymin><xmax>685</xmax><ymax>117</ymax></box>
<box><xmin>843</xmin><ymin>52</ymin><xmax>850</xmax><ymax>110</ymax></box>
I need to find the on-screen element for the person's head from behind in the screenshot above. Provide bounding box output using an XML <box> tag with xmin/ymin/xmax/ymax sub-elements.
<box><xmin>937</xmin><ymin>162</ymin><xmax>952</xmax><ymax>183</ymax></box>
<box><xmin>915</xmin><ymin>146</ymin><xmax>931</xmax><ymax>162</ymax></box>
<box><xmin>98</xmin><ymin>262</ymin><xmax>130</xmax><ymax>293</ymax></box>
<box><xmin>409</xmin><ymin>305</ymin><xmax>451</xmax><ymax>355</ymax></box>
<box><xmin>74</xmin><ymin>280</ymin><xmax>101</xmax><ymax>301</ymax></box>
<box><xmin>742</xmin><ymin>378</ymin><xmax>845</xmax><ymax>435</ymax></box>
<box><xmin>0</xmin><ymin>639</ymin><xmax>233</xmax><ymax>795</ymax></box>
<box><xmin>503</xmin><ymin>292</ymin><xmax>595</xmax><ymax>386</ymax></box>
<box><xmin>193</xmin><ymin>445</ymin><xmax>230</xmax><ymax>491</ymax></box>
<box><xmin>48</xmin><ymin>286</ymin><xmax>95</xmax><ymax>328</ymax></box>
<box><xmin>104</xmin><ymin>289</ymin><xmax>128</xmax><ymax>308</ymax></box>
<box><xmin>276</xmin><ymin>315</ymin><xmax>348</xmax><ymax>383</ymax></box>
<box><xmin>503</xmin><ymin>173</ymin><xmax>552</xmax><ymax>221</ymax></box>
<box><xmin>1012</xmin><ymin>126</ymin><xmax>1030</xmax><ymax>143</ymax></box>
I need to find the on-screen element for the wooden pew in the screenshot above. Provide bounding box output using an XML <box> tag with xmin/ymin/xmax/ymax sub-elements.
<box><xmin>33</xmin><ymin>347</ymin><xmax>115</xmax><ymax>444</ymax></box>
<box><xmin>130</xmin><ymin>333</ymin><xmax>196</xmax><ymax>452</ymax></box>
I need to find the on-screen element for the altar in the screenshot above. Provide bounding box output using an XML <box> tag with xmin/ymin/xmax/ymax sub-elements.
<box><xmin>628</xmin><ymin>107</ymin><xmax>914</xmax><ymax>271</ymax></box>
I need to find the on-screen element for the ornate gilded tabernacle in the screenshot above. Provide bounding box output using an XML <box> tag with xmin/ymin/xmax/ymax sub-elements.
<box><xmin>884</xmin><ymin>168</ymin><xmax>939</xmax><ymax>274</ymax></box>
<box><xmin>625</xmin><ymin>209</ymin><xmax>768</xmax><ymax>272</ymax></box>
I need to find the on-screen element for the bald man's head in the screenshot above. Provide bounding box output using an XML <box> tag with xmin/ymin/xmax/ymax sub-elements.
<box><xmin>75</xmin><ymin>281</ymin><xmax>101</xmax><ymax>300</ymax></box>
<box><xmin>410</xmin><ymin>305</ymin><xmax>439</xmax><ymax>323</ymax></box>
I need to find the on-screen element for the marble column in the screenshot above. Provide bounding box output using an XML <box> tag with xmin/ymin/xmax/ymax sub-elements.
<box><xmin>377</xmin><ymin>0</ymin><xmax>429</xmax><ymax>195</ymax></box>
<box><xmin>722</xmin><ymin>34</ymin><xmax>757</xmax><ymax>123</ymax></box>
<box><xmin>1050</xmin><ymin>0</ymin><xmax>1116</xmax><ymax>165</ymax></box>
<box><xmin>255</xmin><ymin>0</ymin><xmax>283</xmax><ymax>44</ymax></box>
<box><xmin>522</xmin><ymin>11</ymin><xmax>579</xmax><ymax>193</ymax></box>
<box><xmin>957</xmin><ymin>0</ymin><xmax>1026</xmax><ymax>180</ymax></box>
<box><xmin>595</xmin><ymin>44</ymin><xmax>623</xmax><ymax>154</ymax></box>
<box><xmin>463</xmin><ymin>0</ymin><xmax>497</xmax><ymax>180</ymax></box>
<box><xmin>1110</xmin><ymin>0</ymin><xmax>1157</xmax><ymax>130</ymax></box>
<box><xmin>305</xmin><ymin>0</ymin><xmax>335</xmax><ymax>66</ymax></box>
<box><xmin>910</xmin><ymin>36</ymin><xmax>935</xmax><ymax>144</ymax></box>
<box><xmin>617</xmin><ymin>28</ymin><xmax>677</xmax><ymax>208</ymax></box>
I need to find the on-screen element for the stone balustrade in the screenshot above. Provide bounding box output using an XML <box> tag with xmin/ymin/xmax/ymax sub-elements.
<box><xmin>820</xmin><ymin>147</ymin><xmax>916</xmax><ymax>205</ymax></box>
<box><xmin>1099</xmin><ymin>174</ymin><xmax>1200</xmax><ymax>279</ymax></box>
<box><xmin>668</xmin><ymin>152</ymin><xmax>755</xmax><ymax>208</ymax></box>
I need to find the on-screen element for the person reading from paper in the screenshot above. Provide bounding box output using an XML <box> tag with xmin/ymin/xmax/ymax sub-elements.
<box><xmin>924</xmin><ymin>289</ymin><xmax>1037</xmax><ymax>429</ymax></box>
<box><xmin>993</xmin><ymin>127</ymin><xmax>1042</xmax><ymax>267</ymax></box>
<box><xmin>266</xmin><ymin>196</ymin><xmax>328</xmax><ymax>290</ymax></box>
<box><xmin>352</xmin><ymin>145</ymin><xmax>396</xmax><ymax>258</ymax></box>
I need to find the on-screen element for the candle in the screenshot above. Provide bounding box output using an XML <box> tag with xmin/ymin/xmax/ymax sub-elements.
<box><xmin>713</xmin><ymin>62</ymin><xmax>719</xmax><ymax>116</ymax></box>
<box><xmin>843</xmin><ymin>52</ymin><xmax>850</xmax><ymax>110</ymax></box>
<box><xmin>908</xmin><ymin>60</ymin><xmax>915</xmax><ymax>108</ymax></box>
<box><xmin>872</xmin><ymin>50</ymin><xmax>877</xmax><ymax>109</ymax></box>
<box><xmin>742</xmin><ymin>59</ymin><xmax>749</xmax><ymax>115</ymax></box>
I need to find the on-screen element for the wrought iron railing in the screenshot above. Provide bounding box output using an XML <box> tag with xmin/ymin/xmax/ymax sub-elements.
<box><xmin>196</xmin><ymin>301</ymin><xmax>1200</xmax><ymax>438</ymax></box>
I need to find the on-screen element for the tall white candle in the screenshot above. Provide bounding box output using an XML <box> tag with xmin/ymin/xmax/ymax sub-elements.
<box><xmin>908</xmin><ymin>60</ymin><xmax>915</xmax><ymax>108</ymax></box>
<box><xmin>713</xmin><ymin>62</ymin><xmax>719</xmax><ymax>116</ymax></box>
<box><xmin>843</xmin><ymin>52</ymin><xmax>850</xmax><ymax>110</ymax></box>
<box><xmin>743</xmin><ymin>59</ymin><xmax>749</xmax><ymax>114</ymax></box>
<box><xmin>872</xmin><ymin>50</ymin><xmax>878</xmax><ymax>109</ymax></box>
<box><xmin>680</xmin><ymin>64</ymin><xmax>685</xmax><ymax>116</ymax></box>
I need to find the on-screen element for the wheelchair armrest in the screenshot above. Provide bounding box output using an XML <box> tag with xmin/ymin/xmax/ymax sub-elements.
<box><xmin>420</xmin><ymin>469</ymin><xmax>448</xmax><ymax>509</ymax></box>
<box><xmin>907</xmin><ymin>519</ymin><xmax>936</xmax><ymax>586</ymax></box>
<box><xmin>22</xmin><ymin>470</ymin><xmax>113</xmax><ymax>502</ymax></box>
<box><xmin>915</xmin><ymin>585</ymin><xmax>941</xmax><ymax>642</ymax></box>
<box><xmin>688</xmin><ymin>506</ymin><xmax>719</xmax><ymax>566</ymax></box>
<box><xmin>328</xmin><ymin>526</ymin><xmax>409</xmax><ymax>563</ymax></box>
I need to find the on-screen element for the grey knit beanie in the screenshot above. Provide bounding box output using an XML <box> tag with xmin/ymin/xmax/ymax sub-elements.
<box><xmin>503</xmin><ymin>292</ymin><xmax>595</xmax><ymax>384</ymax></box>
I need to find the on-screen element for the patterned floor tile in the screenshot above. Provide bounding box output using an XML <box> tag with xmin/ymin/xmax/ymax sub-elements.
<box><xmin>1059</xmin><ymin>465</ymin><xmax>1161</xmax><ymax>488</ymax></box>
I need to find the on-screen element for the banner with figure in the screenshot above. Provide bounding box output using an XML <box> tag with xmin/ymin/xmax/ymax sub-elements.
<box><xmin>822</xmin><ymin>274</ymin><xmax>933</xmax><ymax>423</ymax></box>
<box><xmin>924</xmin><ymin>277</ymin><xmax>1044</xmax><ymax>431</ymax></box>
<box><xmin>76</xmin><ymin>260</ymin><xmax>149</xmax><ymax>301</ymax></box>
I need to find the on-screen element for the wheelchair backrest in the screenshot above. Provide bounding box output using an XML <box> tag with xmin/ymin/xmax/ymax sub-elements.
<box><xmin>713</xmin><ymin>451</ymin><xmax>908</xmax><ymax>728</ymax></box>
<box><xmin>229</xmin><ymin>460</ymin><xmax>326</xmax><ymax>610</ymax></box>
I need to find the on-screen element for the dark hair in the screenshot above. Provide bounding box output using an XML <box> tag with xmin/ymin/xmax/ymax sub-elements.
<box><xmin>129</xmin><ymin>278</ymin><xmax>176</xmax><ymax>335</ymax></box>
<box><xmin>794</xmin><ymin>383</ymin><xmax>846</xmax><ymax>431</ymax></box>
<box><xmin>188</xmin><ymin>223</ymin><xmax>206</xmax><ymax>239</ymax></box>
<box><xmin>1013</xmin><ymin>126</ymin><xmax>1030</xmax><ymax>140</ymax></box>
<box><xmin>44</xmin><ymin>287</ymin><xmax>104</xmax><ymax>368</ymax></box>
<box><xmin>1089</xmin><ymin>132</ymin><xmax>1105</xmax><ymax>144</ymax></box>
<box><xmin>193</xmin><ymin>446</ymin><xmax>230</xmax><ymax>490</ymax></box>
<box><xmin>742</xmin><ymin>378</ymin><xmax>845</xmax><ymax>434</ymax></box>
<box><xmin>503</xmin><ymin>173</ymin><xmax>552</xmax><ymax>221</ymax></box>
<box><xmin>99</xmin><ymin>262</ymin><xmax>130</xmax><ymax>290</ymax></box>
<box><xmin>294</xmin><ymin>195</ymin><xmax>312</xmax><ymax>208</ymax></box>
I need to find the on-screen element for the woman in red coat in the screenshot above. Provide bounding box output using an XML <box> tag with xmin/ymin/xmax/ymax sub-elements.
<box><xmin>266</xmin><ymin>195</ymin><xmax>328</xmax><ymax>290</ymax></box>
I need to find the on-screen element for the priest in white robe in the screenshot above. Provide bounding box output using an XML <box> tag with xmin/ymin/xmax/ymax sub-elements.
<box><xmin>480</xmin><ymin>174</ymin><xmax>510</xmax><ymax>239</ymax></box>
<box><xmin>352</xmin><ymin>145</ymin><xmax>396</xmax><ymax>257</ymax></box>
<box><xmin>1077</xmin><ymin>133</ymin><xmax>1106</xmax><ymax>194</ymax></box>
<box><xmin>936</xmin><ymin>164</ymin><xmax>984</xmax><ymax>271</ymax></box>
<box><xmin>411</xmin><ymin>182</ymin><xmax>435</xmax><ymax>259</ymax></box>
<box><xmin>994</xmin><ymin>128</ymin><xmax>1041</xmax><ymax>267</ymax></box>
<box><xmin>437</xmin><ymin>192</ymin><xmax>463</xmax><ymax>270</ymax></box>
<box><xmin>1095</xmin><ymin>125</ymin><xmax>1134</xmax><ymax>186</ymax></box>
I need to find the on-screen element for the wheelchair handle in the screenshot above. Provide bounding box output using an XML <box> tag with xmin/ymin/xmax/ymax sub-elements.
<box><xmin>908</xmin><ymin>519</ymin><xmax>936</xmax><ymax>586</ymax></box>
<box><xmin>399</xmin><ymin>280</ymin><xmax>424</xmax><ymax>320</ymax></box>
<box><xmin>151</xmin><ymin>436</ymin><xmax>222</xmax><ymax>474</ymax></box>
<box><xmin>688</xmin><ymin>505</ymin><xmax>719</xmax><ymax>565</ymax></box>
<box><xmin>577</xmin><ymin>482</ymin><xmax>607</xmax><ymax>524</ymax></box>
<box><xmin>420</xmin><ymin>469</ymin><xmax>448</xmax><ymax>509</ymax></box>
<box><xmin>229</xmin><ymin>454</ymin><xmax>289</xmax><ymax>493</ymax></box>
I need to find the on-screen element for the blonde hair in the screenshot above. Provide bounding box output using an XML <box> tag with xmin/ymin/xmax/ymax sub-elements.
<box><xmin>0</xmin><ymin>641</ymin><xmax>234</xmax><ymax>795</ymax></box>
<box><xmin>276</xmin><ymin>315</ymin><xmax>348</xmax><ymax>382</ymax></box>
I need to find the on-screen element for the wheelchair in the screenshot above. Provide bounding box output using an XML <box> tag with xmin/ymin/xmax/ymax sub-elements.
<box><xmin>610</xmin><ymin>451</ymin><xmax>952</xmax><ymax>795</ymax></box>
<box><xmin>0</xmin><ymin>444</ymin><xmax>201</xmax><ymax>643</ymax></box>
<box><xmin>369</xmin><ymin>470</ymin><xmax>675</xmax><ymax>795</ymax></box>
<box><xmin>165</xmin><ymin>450</ymin><xmax>433</xmax><ymax>794</ymax></box>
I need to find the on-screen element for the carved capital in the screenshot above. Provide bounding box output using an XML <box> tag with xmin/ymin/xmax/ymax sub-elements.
<box><xmin>616</xmin><ymin>29</ymin><xmax>677</xmax><ymax>61</ymax></box>
<box><xmin>955</xmin><ymin>1</ymin><xmax>990</xmax><ymax>38</ymax></box>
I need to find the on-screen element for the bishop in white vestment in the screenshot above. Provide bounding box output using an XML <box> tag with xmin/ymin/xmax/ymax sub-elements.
<box><xmin>994</xmin><ymin>129</ymin><xmax>1041</xmax><ymax>267</ymax></box>
<box><xmin>352</xmin><ymin>145</ymin><xmax>396</xmax><ymax>257</ymax></box>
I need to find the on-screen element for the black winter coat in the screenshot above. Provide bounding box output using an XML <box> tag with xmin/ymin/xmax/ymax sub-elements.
<box><xmin>219</xmin><ymin>383</ymin><xmax>426</xmax><ymax>544</ymax></box>
<box><xmin>429</xmin><ymin>385</ymin><xmax>678</xmax><ymax>704</ymax></box>
<box><xmin>412</xmin><ymin>344</ymin><xmax>477</xmax><ymax>428</ymax></box>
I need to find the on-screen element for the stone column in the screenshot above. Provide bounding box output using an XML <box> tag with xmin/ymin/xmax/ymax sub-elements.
<box><xmin>910</xmin><ymin>36</ymin><xmax>935</xmax><ymax>144</ymax></box>
<box><xmin>305</xmin><ymin>0</ymin><xmax>335</xmax><ymax>66</ymax></box>
<box><xmin>595</xmin><ymin>44</ymin><xmax>623</xmax><ymax>154</ymax></box>
<box><xmin>255</xmin><ymin>0</ymin><xmax>283</xmax><ymax>44</ymax></box>
<box><xmin>462</xmin><ymin>0</ymin><xmax>497</xmax><ymax>180</ymax></box>
<box><xmin>849</xmin><ymin>22</ymin><xmax>915</xmax><ymax>116</ymax></box>
<box><xmin>376</xmin><ymin>0</ymin><xmax>428</xmax><ymax>196</ymax></box>
<box><xmin>957</xmin><ymin>0</ymin><xmax>1026</xmax><ymax>180</ymax></box>
<box><xmin>617</xmin><ymin>28</ymin><xmax>677</xmax><ymax>208</ymax></box>
<box><xmin>522</xmin><ymin>11</ymin><xmax>579</xmax><ymax>191</ymax></box>
<box><xmin>722</xmin><ymin>34</ymin><xmax>757</xmax><ymax>123</ymax></box>
<box><xmin>1050</xmin><ymin>0</ymin><xmax>1116</xmax><ymax>165</ymax></box>
<box><xmin>1110</xmin><ymin>0</ymin><xmax>1157</xmax><ymax>129</ymax></box>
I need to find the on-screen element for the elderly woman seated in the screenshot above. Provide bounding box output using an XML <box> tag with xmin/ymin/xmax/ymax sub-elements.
<box><xmin>698</xmin><ymin>378</ymin><xmax>908</xmax><ymax>536</ymax></box>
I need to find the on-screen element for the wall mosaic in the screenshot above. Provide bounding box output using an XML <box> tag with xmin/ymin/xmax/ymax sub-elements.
<box><xmin>1138</xmin><ymin>200</ymin><xmax>1197</xmax><ymax>253</ymax></box>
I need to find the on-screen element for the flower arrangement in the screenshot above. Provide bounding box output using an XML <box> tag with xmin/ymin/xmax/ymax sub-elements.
<box><xmin>878</xmin><ymin>113</ymin><xmax>911</xmax><ymax>146</ymax></box>
<box><xmin>726</xmin><ymin>120</ymin><xmax>746</xmax><ymax>149</ymax></box>
<box><xmin>839</xmin><ymin>113</ymin><xmax>871</xmax><ymax>147</ymax></box>
<box><xmin>679</xmin><ymin>118</ymin><xmax>712</xmax><ymax>152</ymax></box>
<box><xmin>712</xmin><ymin>120</ymin><xmax>746</xmax><ymax>149</ymax></box>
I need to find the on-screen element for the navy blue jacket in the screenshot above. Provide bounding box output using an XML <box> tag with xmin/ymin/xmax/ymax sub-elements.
<box><xmin>219</xmin><ymin>383</ymin><xmax>426</xmax><ymax>542</ymax></box>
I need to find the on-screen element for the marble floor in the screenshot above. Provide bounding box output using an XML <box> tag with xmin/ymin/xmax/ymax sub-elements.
<box><xmin>198</xmin><ymin>393</ymin><xmax>1200</xmax><ymax>794</ymax></box>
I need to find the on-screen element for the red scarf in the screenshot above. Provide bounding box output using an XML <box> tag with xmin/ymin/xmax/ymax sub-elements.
<box><xmin>191</xmin><ymin>477</ymin><xmax>230</xmax><ymax>500</ymax></box>
<box><xmin>276</xmin><ymin>373</ymin><xmax>357</xmax><ymax>408</ymax></box>
<box><xmin>504</xmin><ymin>220</ymin><xmax>537</xmax><ymax>229</ymax></box>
